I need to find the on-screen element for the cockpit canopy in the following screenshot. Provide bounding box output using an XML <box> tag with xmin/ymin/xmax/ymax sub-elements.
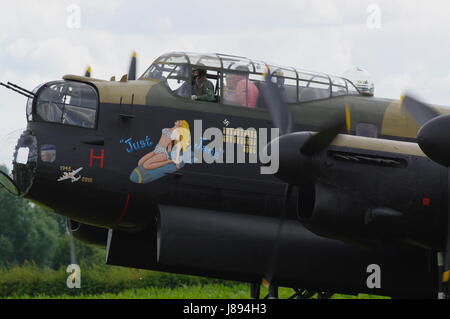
<box><xmin>141</xmin><ymin>52</ymin><xmax>360</xmax><ymax>106</ymax></box>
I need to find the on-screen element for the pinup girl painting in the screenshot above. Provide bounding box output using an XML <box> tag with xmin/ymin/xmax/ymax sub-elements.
<box><xmin>130</xmin><ymin>120</ymin><xmax>191</xmax><ymax>184</ymax></box>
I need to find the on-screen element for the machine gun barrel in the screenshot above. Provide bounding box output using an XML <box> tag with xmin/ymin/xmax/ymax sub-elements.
<box><xmin>7</xmin><ymin>82</ymin><xmax>35</xmax><ymax>96</ymax></box>
<box><xmin>0</xmin><ymin>82</ymin><xmax>34</xmax><ymax>99</ymax></box>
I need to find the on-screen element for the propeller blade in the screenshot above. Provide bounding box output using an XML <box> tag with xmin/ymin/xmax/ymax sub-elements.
<box><xmin>300</xmin><ymin>118</ymin><xmax>345</xmax><ymax>156</ymax></box>
<box><xmin>401</xmin><ymin>94</ymin><xmax>439</xmax><ymax>126</ymax></box>
<box><xmin>265</xmin><ymin>183</ymin><xmax>293</xmax><ymax>283</ymax></box>
<box><xmin>85</xmin><ymin>66</ymin><xmax>91</xmax><ymax>78</ymax></box>
<box><xmin>66</xmin><ymin>219</ymin><xmax>78</xmax><ymax>266</ymax></box>
<box><xmin>444</xmin><ymin>232</ymin><xmax>450</xmax><ymax>288</ymax></box>
<box><xmin>263</xmin><ymin>72</ymin><xmax>292</xmax><ymax>136</ymax></box>
<box><xmin>128</xmin><ymin>51</ymin><xmax>137</xmax><ymax>81</ymax></box>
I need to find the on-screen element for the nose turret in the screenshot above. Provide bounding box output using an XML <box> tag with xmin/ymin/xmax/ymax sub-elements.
<box><xmin>0</xmin><ymin>130</ymin><xmax>37</xmax><ymax>196</ymax></box>
<box><xmin>12</xmin><ymin>131</ymin><xmax>37</xmax><ymax>195</ymax></box>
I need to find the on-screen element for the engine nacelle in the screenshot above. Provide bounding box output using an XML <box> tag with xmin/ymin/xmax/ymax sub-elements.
<box><xmin>298</xmin><ymin>183</ymin><xmax>408</xmax><ymax>240</ymax></box>
<box><xmin>296</xmin><ymin>145</ymin><xmax>447</xmax><ymax>250</ymax></box>
<box><xmin>105</xmin><ymin>205</ymin><xmax>437</xmax><ymax>297</ymax></box>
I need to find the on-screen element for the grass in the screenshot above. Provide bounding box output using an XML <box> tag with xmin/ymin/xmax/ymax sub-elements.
<box><xmin>5</xmin><ymin>284</ymin><xmax>388</xmax><ymax>299</ymax></box>
<box><xmin>0</xmin><ymin>264</ymin><xmax>388</xmax><ymax>299</ymax></box>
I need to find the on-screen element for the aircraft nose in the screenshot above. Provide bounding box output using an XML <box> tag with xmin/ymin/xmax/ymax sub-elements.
<box><xmin>0</xmin><ymin>130</ymin><xmax>38</xmax><ymax>196</ymax></box>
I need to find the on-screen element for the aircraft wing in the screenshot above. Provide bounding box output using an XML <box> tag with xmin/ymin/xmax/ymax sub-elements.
<box><xmin>72</xmin><ymin>167</ymin><xmax>83</xmax><ymax>175</ymax></box>
<box><xmin>57</xmin><ymin>174</ymin><xmax>70</xmax><ymax>182</ymax></box>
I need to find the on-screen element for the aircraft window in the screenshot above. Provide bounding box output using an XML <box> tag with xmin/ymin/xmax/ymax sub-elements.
<box><xmin>188</xmin><ymin>54</ymin><xmax>222</xmax><ymax>69</ymax></box>
<box><xmin>255</xmin><ymin>71</ymin><xmax>297</xmax><ymax>108</ymax></box>
<box><xmin>164</xmin><ymin>65</ymin><xmax>190</xmax><ymax>97</ymax></box>
<box><xmin>35</xmin><ymin>81</ymin><xmax>98</xmax><ymax>129</ymax></box>
<box><xmin>253</xmin><ymin>61</ymin><xmax>268</xmax><ymax>74</ymax></box>
<box><xmin>280</xmin><ymin>78</ymin><xmax>298</xmax><ymax>103</ymax></box>
<box><xmin>269</xmin><ymin>69</ymin><xmax>298</xmax><ymax>104</ymax></box>
<box><xmin>221</xmin><ymin>57</ymin><xmax>254</xmax><ymax>72</ymax></box>
<box><xmin>26</xmin><ymin>84</ymin><xmax>43</xmax><ymax>121</ymax></box>
<box><xmin>142</xmin><ymin>61</ymin><xmax>181</xmax><ymax>80</ymax></box>
<box><xmin>40</xmin><ymin>144</ymin><xmax>56</xmax><ymax>163</ymax></box>
<box><xmin>185</xmin><ymin>67</ymin><xmax>220</xmax><ymax>103</ymax></box>
<box><xmin>161</xmin><ymin>65</ymin><xmax>220</xmax><ymax>102</ymax></box>
<box><xmin>331</xmin><ymin>77</ymin><xmax>348</xmax><ymax>97</ymax></box>
<box><xmin>142</xmin><ymin>52</ymin><xmax>362</xmax><ymax>102</ymax></box>
<box><xmin>268</xmin><ymin>65</ymin><xmax>297</xmax><ymax>79</ymax></box>
<box><xmin>249</xmin><ymin>73</ymin><xmax>264</xmax><ymax>83</ymax></box>
<box><xmin>356</xmin><ymin>123</ymin><xmax>378</xmax><ymax>138</ymax></box>
<box><xmin>298</xmin><ymin>74</ymin><xmax>331</xmax><ymax>102</ymax></box>
<box><xmin>155</xmin><ymin>54</ymin><xmax>188</xmax><ymax>65</ymax></box>
<box><xmin>307</xmin><ymin>75</ymin><xmax>330</xmax><ymax>89</ymax></box>
<box><xmin>223</xmin><ymin>70</ymin><xmax>260</xmax><ymax>108</ymax></box>
<box><xmin>346</xmin><ymin>80</ymin><xmax>360</xmax><ymax>95</ymax></box>
<box><xmin>203</xmin><ymin>69</ymin><xmax>220</xmax><ymax>102</ymax></box>
<box><xmin>249</xmin><ymin>73</ymin><xmax>265</xmax><ymax>108</ymax></box>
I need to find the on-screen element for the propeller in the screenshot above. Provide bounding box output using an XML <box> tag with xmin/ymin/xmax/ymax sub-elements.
<box><xmin>264</xmin><ymin>72</ymin><xmax>292</xmax><ymax>135</ymax></box>
<box><xmin>128</xmin><ymin>51</ymin><xmax>137</xmax><ymax>81</ymax></box>
<box><xmin>262</xmin><ymin>71</ymin><xmax>294</xmax><ymax>287</ymax></box>
<box><xmin>83</xmin><ymin>51</ymin><xmax>138</xmax><ymax>81</ymax></box>
<box><xmin>66</xmin><ymin>219</ymin><xmax>78</xmax><ymax>266</ymax></box>
<box><xmin>402</xmin><ymin>94</ymin><xmax>450</xmax><ymax>298</ymax></box>
<box><xmin>262</xmin><ymin>71</ymin><xmax>346</xmax><ymax>286</ymax></box>
<box><xmin>401</xmin><ymin>94</ymin><xmax>439</xmax><ymax>126</ymax></box>
<box><xmin>264</xmin><ymin>71</ymin><xmax>346</xmax><ymax>159</ymax></box>
<box><xmin>300</xmin><ymin>118</ymin><xmax>346</xmax><ymax>156</ymax></box>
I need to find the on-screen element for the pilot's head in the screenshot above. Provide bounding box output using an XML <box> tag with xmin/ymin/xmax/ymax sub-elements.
<box><xmin>192</xmin><ymin>64</ymin><xmax>207</xmax><ymax>83</ymax></box>
<box><xmin>193</xmin><ymin>68</ymin><xmax>206</xmax><ymax>77</ymax></box>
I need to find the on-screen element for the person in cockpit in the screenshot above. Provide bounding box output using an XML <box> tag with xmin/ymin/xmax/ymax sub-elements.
<box><xmin>190</xmin><ymin>67</ymin><xmax>215</xmax><ymax>102</ymax></box>
<box><xmin>224</xmin><ymin>65</ymin><xmax>259</xmax><ymax>108</ymax></box>
<box><xmin>175</xmin><ymin>65</ymin><xmax>215</xmax><ymax>102</ymax></box>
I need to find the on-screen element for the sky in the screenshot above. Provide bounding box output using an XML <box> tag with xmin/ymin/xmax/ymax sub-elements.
<box><xmin>1</xmin><ymin>0</ymin><xmax>450</xmax><ymax>166</ymax></box>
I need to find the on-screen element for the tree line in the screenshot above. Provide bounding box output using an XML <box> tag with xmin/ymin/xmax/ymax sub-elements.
<box><xmin>0</xmin><ymin>165</ymin><xmax>104</xmax><ymax>269</ymax></box>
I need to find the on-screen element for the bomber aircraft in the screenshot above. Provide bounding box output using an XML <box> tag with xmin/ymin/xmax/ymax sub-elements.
<box><xmin>57</xmin><ymin>167</ymin><xmax>83</xmax><ymax>183</ymax></box>
<box><xmin>1</xmin><ymin>51</ymin><xmax>449</xmax><ymax>299</ymax></box>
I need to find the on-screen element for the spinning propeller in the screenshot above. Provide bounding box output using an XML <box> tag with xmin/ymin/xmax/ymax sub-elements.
<box><xmin>263</xmin><ymin>71</ymin><xmax>347</xmax><ymax>288</ymax></box>
<box><xmin>402</xmin><ymin>94</ymin><xmax>450</xmax><ymax>297</ymax></box>
<box><xmin>264</xmin><ymin>71</ymin><xmax>348</xmax><ymax>185</ymax></box>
